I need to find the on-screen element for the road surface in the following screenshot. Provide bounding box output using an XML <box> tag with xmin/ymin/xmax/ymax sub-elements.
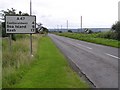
<box><xmin>49</xmin><ymin>34</ymin><xmax>118</xmax><ymax>88</ymax></box>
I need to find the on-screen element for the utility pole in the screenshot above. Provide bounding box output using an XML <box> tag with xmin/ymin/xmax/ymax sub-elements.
<box><xmin>118</xmin><ymin>1</ymin><xmax>120</xmax><ymax>21</ymax></box>
<box><xmin>30</xmin><ymin>0</ymin><xmax>32</xmax><ymax>15</ymax></box>
<box><xmin>57</xmin><ymin>25</ymin><xmax>59</xmax><ymax>32</ymax></box>
<box><xmin>30</xmin><ymin>0</ymin><xmax>32</xmax><ymax>53</ymax></box>
<box><xmin>81</xmin><ymin>16</ymin><xmax>82</xmax><ymax>33</ymax></box>
<box><xmin>61</xmin><ymin>25</ymin><xmax>62</xmax><ymax>30</ymax></box>
<box><xmin>67</xmin><ymin>20</ymin><xmax>68</xmax><ymax>31</ymax></box>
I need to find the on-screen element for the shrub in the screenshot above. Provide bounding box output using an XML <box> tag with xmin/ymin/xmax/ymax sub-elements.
<box><xmin>68</xmin><ymin>30</ymin><xmax>72</xmax><ymax>33</ymax></box>
<box><xmin>59</xmin><ymin>31</ymin><xmax>62</xmax><ymax>33</ymax></box>
<box><xmin>112</xmin><ymin>21</ymin><xmax>120</xmax><ymax>33</ymax></box>
<box><xmin>2</xmin><ymin>28</ymin><xmax>8</xmax><ymax>37</ymax></box>
<box><xmin>97</xmin><ymin>31</ymin><xmax>118</xmax><ymax>40</ymax></box>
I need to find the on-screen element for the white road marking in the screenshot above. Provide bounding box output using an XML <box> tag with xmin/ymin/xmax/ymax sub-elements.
<box><xmin>77</xmin><ymin>43</ymin><xmax>92</xmax><ymax>49</ymax></box>
<box><xmin>105</xmin><ymin>53</ymin><xmax>120</xmax><ymax>59</ymax></box>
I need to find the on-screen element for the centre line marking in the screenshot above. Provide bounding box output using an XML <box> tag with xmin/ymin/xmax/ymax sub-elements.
<box><xmin>105</xmin><ymin>53</ymin><xmax>120</xmax><ymax>59</ymax></box>
<box><xmin>77</xmin><ymin>43</ymin><xmax>92</xmax><ymax>49</ymax></box>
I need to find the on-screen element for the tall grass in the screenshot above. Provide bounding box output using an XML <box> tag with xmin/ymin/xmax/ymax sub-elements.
<box><xmin>0</xmin><ymin>51</ymin><xmax>1</xmax><ymax>89</ymax></box>
<box><xmin>0</xmin><ymin>23</ymin><xmax>2</xmax><ymax>89</ymax></box>
<box><xmin>2</xmin><ymin>34</ymin><xmax>40</xmax><ymax>87</ymax></box>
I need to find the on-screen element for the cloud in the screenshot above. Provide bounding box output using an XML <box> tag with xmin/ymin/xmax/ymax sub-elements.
<box><xmin>0</xmin><ymin>0</ymin><xmax>119</xmax><ymax>28</ymax></box>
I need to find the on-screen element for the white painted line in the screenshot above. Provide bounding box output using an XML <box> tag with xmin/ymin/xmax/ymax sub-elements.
<box><xmin>77</xmin><ymin>43</ymin><xmax>92</xmax><ymax>50</ymax></box>
<box><xmin>105</xmin><ymin>53</ymin><xmax>120</xmax><ymax>59</ymax></box>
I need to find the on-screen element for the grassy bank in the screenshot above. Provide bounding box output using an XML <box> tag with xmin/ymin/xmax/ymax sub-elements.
<box><xmin>55</xmin><ymin>32</ymin><xmax>120</xmax><ymax>48</ymax></box>
<box><xmin>13</xmin><ymin>36</ymin><xmax>89</xmax><ymax>88</ymax></box>
<box><xmin>0</xmin><ymin>24</ymin><xmax>2</xmax><ymax>89</ymax></box>
<box><xmin>0</xmin><ymin>38</ymin><xmax>2</xmax><ymax>89</ymax></box>
<box><xmin>2</xmin><ymin>34</ymin><xmax>40</xmax><ymax>88</ymax></box>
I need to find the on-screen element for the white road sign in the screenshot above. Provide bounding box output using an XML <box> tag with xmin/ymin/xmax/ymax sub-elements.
<box><xmin>5</xmin><ymin>16</ymin><xmax>36</xmax><ymax>33</ymax></box>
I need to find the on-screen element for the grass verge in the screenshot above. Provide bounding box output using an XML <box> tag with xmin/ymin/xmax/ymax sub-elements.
<box><xmin>0</xmin><ymin>38</ymin><xmax>2</xmax><ymax>89</ymax></box>
<box><xmin>55</xmin><ymin>33</ymin><xmax>120</xmax><ymax>48</ymax></box>
<box><xmin>13</xmin><ymin>36</ymin><xmax>89</xmax><ymax>88</ymax></box>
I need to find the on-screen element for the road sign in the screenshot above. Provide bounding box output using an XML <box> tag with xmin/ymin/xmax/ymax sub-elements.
<box><xmin>5</xmin><ymin>16</ymin><xmax>36</xmax><ymax>34</ymax></box>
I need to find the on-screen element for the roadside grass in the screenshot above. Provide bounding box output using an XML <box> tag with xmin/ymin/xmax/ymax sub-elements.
<box><xmin>0</xmin><ymin>24</ymin><xmax>2</xmax><ymax>89</ymax></box>
<box><xmin>56</xmin><ymin>32</ymin><xmax>120</xmax><ymax>48</ymax></box>
<box><xmin>0</xmin><ymin>40</ymin><xmax>1</xmax><ymax>89</ymax></box>
<box><xmin>13</xmin><ymin>36</ymin><xmax>89</xmax><ymax>88</ymax></box>
<box><xmin>2</xmin><ymin>34</ymin><xmax>39</xmax><ymax>88</ymax></box>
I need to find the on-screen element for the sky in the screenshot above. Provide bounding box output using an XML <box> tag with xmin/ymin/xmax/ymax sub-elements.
<box><xmin>0</xmin><ymin>0</ymin><xmax>119</xmax><ymax>29</ymax></box>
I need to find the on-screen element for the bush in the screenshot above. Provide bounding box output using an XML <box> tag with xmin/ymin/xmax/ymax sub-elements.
<box><xmin>2</xmin><ymin>28</ymin><xmax>16</xmax><ymax>41</ymax></box>
<box><xmin>68</xmin><ymin>30</ymin><xmax>72</xmax><ymax>33</ymax></box>
<box><xmin>2</xmin><ymin>28</ymin><xmax>8</xmax><ymax>37</ymax></box>
<box><xmin>112</xmin><ymin>21</ymin><xmax>120</xmax><ymax>33</ymax></box>
<box><xmin>59</xmin><ymin>31</ymin><xmax>62</xmax><ymax>33</ymax></box>
<box><xmin>111</xmin><ymin>21</ymin><xmax>120</xmax><ymax>40</ymax></box>
<box><xmin>97</xmin><ymin>31</ymin><xmax>118</xmax><ymax>40</ymax></box>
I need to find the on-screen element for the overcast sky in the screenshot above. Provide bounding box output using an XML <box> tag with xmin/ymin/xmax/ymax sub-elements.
<box><xmin>0</xmin><ymin>0</ymin><xmax>119</xmax><ymax>28</ymax></box>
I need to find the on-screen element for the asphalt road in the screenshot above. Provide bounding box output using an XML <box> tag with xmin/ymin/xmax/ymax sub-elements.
<box><xmin>49</xmin><ymin>34</ymin><xmax>118</xmax><ymax>88</ymax></box>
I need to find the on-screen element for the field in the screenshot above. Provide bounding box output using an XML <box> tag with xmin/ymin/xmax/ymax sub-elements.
<box><xmin>55</xmin><ymin>32</ymin><xmax>120</xmax><ymax>48</ymax></box>
<box><xmin>2</xmin><ymin>35</ymin><xmax>89</xmax><ymax>88</ymax></box>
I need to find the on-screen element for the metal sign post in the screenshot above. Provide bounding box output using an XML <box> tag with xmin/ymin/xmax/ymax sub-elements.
<box><xmin>30</xmin><ymin>33</ymin><xmax>33</xmax><ymax>56</ymax></box>
<box><xmin>9</xmin><ymin>34</ymin><xmax>12</xmax><ymax>52</ymax></box>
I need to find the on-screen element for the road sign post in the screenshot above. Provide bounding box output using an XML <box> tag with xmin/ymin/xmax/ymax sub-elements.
<box><xmin>9</xmin><ymin>34</ymin><xmax>12</xmax><ymax>52</ymax></box>
<box><xmin>5</xmin><ymin>15</ymin><xmax>36</xmax><ymax>56</ymax></box>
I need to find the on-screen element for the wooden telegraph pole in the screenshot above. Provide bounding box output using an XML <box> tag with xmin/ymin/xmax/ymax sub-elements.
<box><xmin>81</xmin><ymin>16</ymin><xmax>82</xmax><ymax>33</ymax></box>
<box><xmin>67</xmin><ymin>20</ymin><xmax>68</xmax><ymax>31</ymax></box>
<box><xmin>118</xmin><ymin>1</ymin><xmax>120</xmax><ymax>21</ymax></box>
<box><xmin>30</xmin><ymin>0</ymin><xmax>33</xmax><ymax>57</ymax></box>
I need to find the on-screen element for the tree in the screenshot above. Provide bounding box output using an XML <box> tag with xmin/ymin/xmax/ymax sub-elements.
<box><xmin>1</xmin><ymin>8</ymin><xmax>17</xmax><ymax>40</ymax></box>
<box><xmin>111</xmin><ymin>21</ymin><xmax>120</xmax><ymax>33</ymax></box>
<box><xmin>42</xmin><ymin>27</ymin><xmax>48</xmax><ymax>33</ymax></box>
<box><xmin>22</xmin><ymin>13</ymin><xmax>29</xmax><ymax>16</ymax></box>
<box><xmin>111</xmin><ymin>24</ymin><xmax>116</xmax><ymax>30</ymax></box>
<box><xmin>2</xmin><ymin>8</ymin><xmax>16</xmax><ymax>19</ymax></box>
<box><xmin>1</xmin><ymin>8</ymin><xmax>29</xmax><ymax>40</ymax></box>
<box><xmin>111</xmin><ymin>21</ymin><xmax>120</xmax><ymax>40</ymax></box>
